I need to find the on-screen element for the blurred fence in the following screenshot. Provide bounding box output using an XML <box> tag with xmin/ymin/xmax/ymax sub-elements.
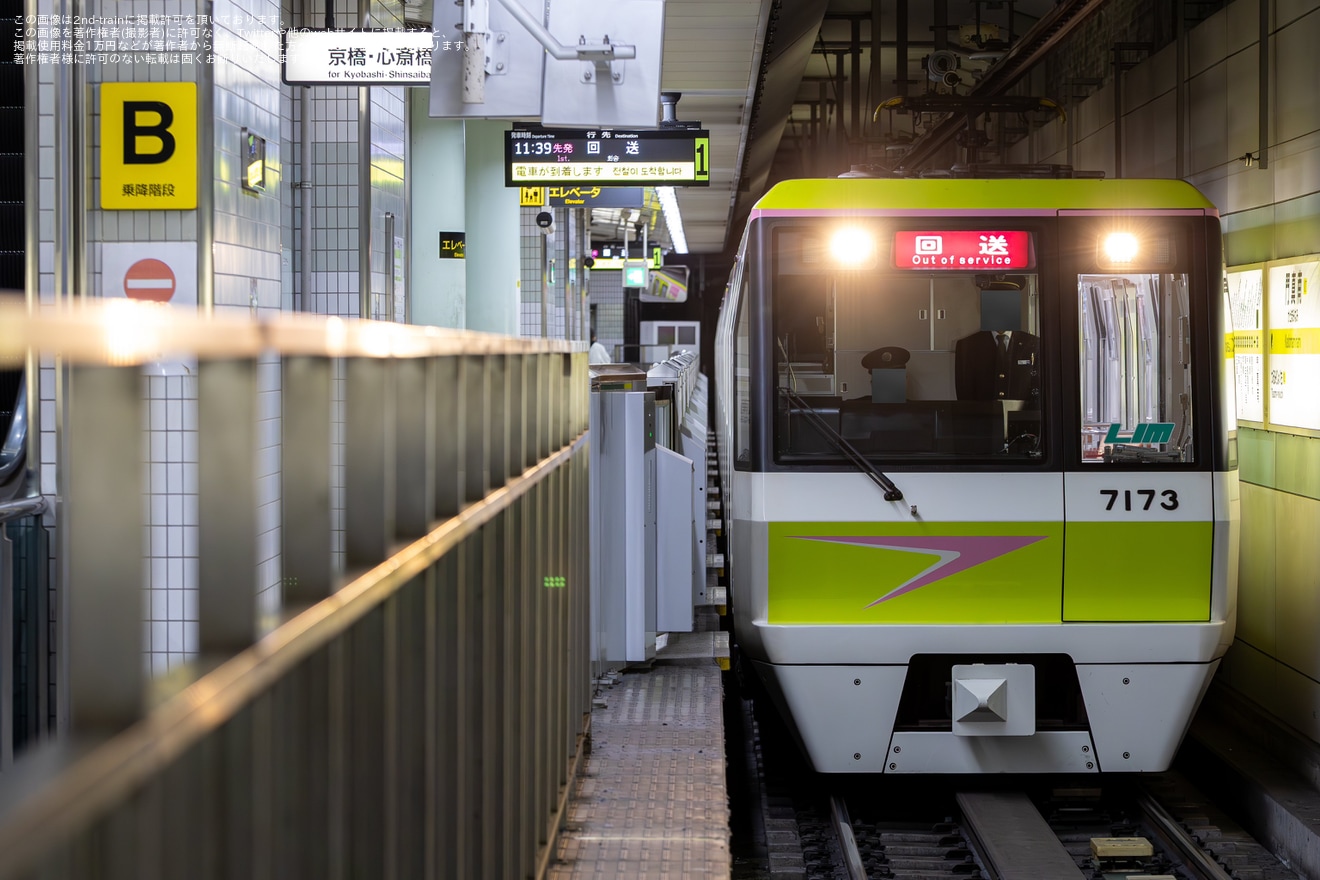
<box><xmin>0</xmin><ymin>301</ymin><xmax>590</xmax><ymax>880</ymax></box>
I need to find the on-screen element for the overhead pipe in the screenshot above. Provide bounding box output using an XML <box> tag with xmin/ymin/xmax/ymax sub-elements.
<box><xmin>1111</xmin><ymin>43</ymin><xmax>1151</xmax><ymax>178</ymax></box>
<box><xmin>834</xmin><ymin>50</ymin><xmax>847</xmax><ymax>142</ymax></box>
<box><xmin>812</xmin><ymin>39</ymin><xmax>935</xmax><ymax>52</ymax></box>
<box><xmin>850</xmin><ymin>19</ymin><xmax>861</xmax><ymax>153</ymax></box>
<box><xmin>198</xmin><ymin>0</ymin><xmax>215</xmax><ymax>313</ymax></box>
<box><xmin>868</xmin><ymin>0</ymin><xmax>882</xmax><ymax>140</ymax></box>
<box><xmin>23</xmin><ymin>0</ymin><xmax>38</xmax><ymax>496</ymax></box>
<box><xmin>357</xmin><ymin>0</ymin><xmax>371</xmax><ymax>319</ymax></box>
<box><xmin>1176</xmin><ymin>0</ymin><xmax>1186</xmax><ymax>178</ymax></box>
<box><xmin>897</xmin><ymin>0</ymin><xmax>1109</xmax><ymax>171</ymax></box>
<box><xmin>896</xmin><ymin>0</ymin><xmax>908</xmax><ymax>98</ymax></box>
<box><xmin>1257</xmin><ymin>0</ymin><xmax>1269</xmax><ymax>169</ymax></box>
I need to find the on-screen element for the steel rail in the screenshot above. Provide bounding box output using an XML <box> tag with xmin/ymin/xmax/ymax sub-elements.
<box><xmin>1138</xmin><ymin>791</ymin><xmax>1236</xmax><ymax>880</ymax></box>
<box><xmin>830</xmin><ymin>794</ymin><xmax>869</xmax><ymax>880</ymax></box>
<box><xmin>0</xmin><ymin>429</ymin><xmax>588</xmax><ymax>879</ymax></box>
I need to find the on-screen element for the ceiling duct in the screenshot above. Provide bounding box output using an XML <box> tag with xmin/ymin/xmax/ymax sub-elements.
<box><xmin>927</xmin><ymin>49</ymin><xmax>963</xmax><ymax>88</ymax></box>
<box><xmin>726</xmin><ymin>0</ymin><xmax>831</xmax><ymax>252</ymax></box>
<box><xmin>897</xmin><ymin>0</ymin><xmax>1111</xmax><ymax>172</ymax></box>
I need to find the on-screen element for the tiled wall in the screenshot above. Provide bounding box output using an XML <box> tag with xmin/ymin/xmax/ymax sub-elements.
<box><xmin>368</xmin><ymin>0</ymin><xmax>407</xmax><ymax>322</ymax></box>
<box><xmin>519</xmin><ymin>206</ymin><xmax>554</xmax><ymax>336</ymax></box>
<box><xmin>30</xmin><ymin>0</ymin><xmax>411</xmax><ymax>679</ymax></box>
<box><xmin>213</xmin><ymin>0</ymin><xmax>286</xmax><ymax>631</ymax></box>
<box><xmin>56</xmin><ymin>0</ymin><xmax>213</xmax><ymax>674</ymax></box>
<box><xmin>589</xmin><ymin>269</ymin><xmax>626</xmax><ymax>357</ymax></box>
<box><xmin>519</xmin><ymin>206</ymin><xmax>588</xmax><ymax>340</ymax></box>
<box><xmin>144</xmin><ymin>373</ymin><xmax>199</xmax><ymax>675</ymax></box>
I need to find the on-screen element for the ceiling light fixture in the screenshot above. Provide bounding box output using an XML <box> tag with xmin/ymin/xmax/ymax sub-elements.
<box><xmin>656</xmin><ymin>186</ymin><xmax>688</xmax><ymax>255</ymax></box>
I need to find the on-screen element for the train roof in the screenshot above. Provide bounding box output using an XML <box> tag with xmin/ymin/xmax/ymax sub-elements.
<box><xmin>750</xmin><ymin>178</ymin><xmax>1218</xmax><ymax>215</ymax></box>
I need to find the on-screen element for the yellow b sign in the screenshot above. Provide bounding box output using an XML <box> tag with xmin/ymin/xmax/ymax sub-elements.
<box><xmin>519</xmin><ymin>186</ymin><xmax>545</xmax><ymax>207</ymax></box>
<box><xmin>101</xmin><ymin>82</ymin><xmax>197</xmax><ymax>210</ymax></box>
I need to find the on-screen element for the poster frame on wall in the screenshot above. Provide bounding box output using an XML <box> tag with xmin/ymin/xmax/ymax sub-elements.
<box><xmin>1225</xmin><ymin>262</ymin><xmax>1266</xmax><ymax>427</ymax></box>
<box><xmin>1238</xmin><ymin>253</ymin><xmax>1320</xmax><ymax>439</ymax></box>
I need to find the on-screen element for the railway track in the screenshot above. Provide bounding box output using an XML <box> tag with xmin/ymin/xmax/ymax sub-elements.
<box><xmin>822</xmin><ymin>776</ymin><xmax>1299</xmax><ymax>880</ymax></box>
<box><xmin>726</xmin><ymin>658</ymin><xmax>1300</xmax><ymax>880</ymax></box>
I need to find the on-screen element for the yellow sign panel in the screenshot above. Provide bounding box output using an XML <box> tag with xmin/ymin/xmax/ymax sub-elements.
<box><xmin>101</xmin><ymin>82</ymin><xmax>197</xmax><ymax>210</ymax></box>
<box><xmin>520</xmin><ymin>186</ymin><xmax>545</xmax><ymax>207</ymax></box>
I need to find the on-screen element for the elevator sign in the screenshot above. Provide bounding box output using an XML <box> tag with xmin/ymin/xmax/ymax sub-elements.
<box><xmin>100</xmin><ymin>82</ymin><xmax>197</xmax><ymax>210</ymax></box>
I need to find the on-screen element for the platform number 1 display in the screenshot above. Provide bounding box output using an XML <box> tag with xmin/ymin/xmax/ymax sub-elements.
<box><xmin>100</xmin><ymin>82</ymin><xmax>197</xmax><ymax>210</ymax></box>
<box><xmin>694</xmin><ymin>136</ymin><xmax>709</xmax><ymax>183</ymax></box>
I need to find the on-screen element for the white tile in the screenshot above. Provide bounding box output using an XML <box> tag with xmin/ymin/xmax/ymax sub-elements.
<box><xmin>151</xmin><ymin>492</ymin><xmax>168</xmax><ymax>524</ymax></box>
<box><xmin>151</xmin><ymin>462</ymin><xmax>168</xmax><ymax>494</ymax></box>
<box><xmin>152</xmin><ymin>525</ymin><xmax>168</xmax><ymax>557</ymax></box>
<box><xmin>151</xmin><ymin>587</ymin><xmax>169</xmax><ymax>620</ymax></box>
<box><xmin>152</xmin><ymin>621</ymin><xmax>169</xmax><ymax>652</ymax></box>
<box><xmin>166</xmin><ymin>398</ymin><xmax>183</xmax><ymax>431</ymax></box>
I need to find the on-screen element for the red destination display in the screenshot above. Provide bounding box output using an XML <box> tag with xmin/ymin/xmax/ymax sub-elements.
<box><xmin>893</xmin><ymin>230</ymin><xmax>1032</xmax><ymax>269</ymax></box>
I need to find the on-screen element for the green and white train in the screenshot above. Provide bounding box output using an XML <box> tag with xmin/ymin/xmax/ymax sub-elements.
<box><xmin>713</xmin><ymin>177</ymin><xmax>1238</xmax><ymax>773</ymax></box>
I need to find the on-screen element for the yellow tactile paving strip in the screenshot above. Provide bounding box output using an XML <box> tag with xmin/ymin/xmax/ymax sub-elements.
<box><xmin>548</xmin><ymin>666</ymin><xmax>731</xmax><ymax>879</ymax></box>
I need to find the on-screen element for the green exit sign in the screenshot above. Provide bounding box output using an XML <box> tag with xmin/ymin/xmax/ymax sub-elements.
<box><xmin>622</xmin><ymin>260</ymin><xmax>649</xmax><ymax>289</ymax></box>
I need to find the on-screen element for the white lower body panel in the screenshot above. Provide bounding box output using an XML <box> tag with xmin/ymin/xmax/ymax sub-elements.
<box><xmin>753</xmin><ymin>657</ymin><xmax>1220</xmax><ymax>773</ymax></box>
<box><xmin>887</xmin><ymin>731</ymin><xmax>1097</xmax><ymax>774</ymax></box>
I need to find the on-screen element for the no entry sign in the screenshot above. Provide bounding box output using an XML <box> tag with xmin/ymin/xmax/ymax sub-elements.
<box><xmin>123</xmin><ymin>258</ymin><xmax>177</xmax><ymax>302</ymax></box>
<box><xmin>100</xmin><ymin>242</ymin><xmax>197</xmax><ymax>308</ymax></box>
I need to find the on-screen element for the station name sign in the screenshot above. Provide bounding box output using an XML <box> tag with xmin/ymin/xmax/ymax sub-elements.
<box><xmin>893</xmin><ymin>230</ymin><xmax>1033</xmax><ymax>269</ymax></box>
<box><xmin>505</xmin><ymin>128</ymin><xmax>711</xmax><ymax>187</ymax></box>
<box><xmin>283</xmin><ymin>29</ymin><xmax>434</xmax><ymax>85</ymax></box>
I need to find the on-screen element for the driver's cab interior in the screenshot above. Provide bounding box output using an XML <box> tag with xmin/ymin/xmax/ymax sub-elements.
<box><xmin>773</xmin><ymin>232</ymin><xmax>1042</xmax><ymax>460</ymax></box>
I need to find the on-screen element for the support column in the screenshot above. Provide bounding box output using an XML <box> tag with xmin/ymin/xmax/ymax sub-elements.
<box><xmin>408</xmin><ymin>94</ymin><xmax>468</xmax><ymax>328</ymax></box>
<box><xmin>463</xmin><ymin>119</ymin><xmax>520</xmax><ymax>335</ymax></box>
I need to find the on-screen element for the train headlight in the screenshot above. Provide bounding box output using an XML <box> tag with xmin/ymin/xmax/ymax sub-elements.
<box><xmin>1101</xmin><ymin>232</ymin><xmax>1140</xmax><ymax>263</ymax></box>
<box><xmin>829</xmin><ymin>227</ymin><xmax>875</xmax><ymax>267</ymax></box>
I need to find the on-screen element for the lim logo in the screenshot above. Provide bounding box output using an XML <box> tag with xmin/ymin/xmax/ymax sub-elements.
<box><xmin>1105</xmin><ymin>422</ymin><xmax>1175</xmax><ymax>444</ymax></box>
<box><xmin>543</xmin><ymin>576</ymin><xmax>567</xmax><ymax>589</ymax></box>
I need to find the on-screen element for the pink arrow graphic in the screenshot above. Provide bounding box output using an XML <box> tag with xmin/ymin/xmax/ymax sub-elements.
<box><xmin>792</xmin><ymin>535</ymin><xmax>1047</xmax><ymax>606</ymax></box>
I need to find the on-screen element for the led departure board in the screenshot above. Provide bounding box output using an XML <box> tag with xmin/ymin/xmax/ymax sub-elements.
<box><xmin>505</xmin><ymin>128</ymin><xmax>711</xmax><ymax>187</ymax></box>
<box><xmin>893</xmin><ymin>230</ymin><xmax>1033</xmax><ymax>269</ymax></box>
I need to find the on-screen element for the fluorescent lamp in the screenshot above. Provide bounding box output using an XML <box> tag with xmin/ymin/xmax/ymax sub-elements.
<box><xmin>655</xmin><ymin>186</ymin><xmax>688</xmax><ymax>255</ymax></box>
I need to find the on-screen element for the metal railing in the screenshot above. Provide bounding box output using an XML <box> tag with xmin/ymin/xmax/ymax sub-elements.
<box><xmin>0</xmin><ymin>301</ymin><xmax>591</xmax><ymax>879</ymax></box>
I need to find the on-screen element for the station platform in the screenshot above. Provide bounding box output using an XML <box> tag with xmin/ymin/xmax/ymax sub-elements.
<box><xmin>1180</xmin><ymin>684</ymin><xmax>1320</xmax><ymax>880</ymax></box>
<box><xmin>549</xmin><ymin>610</ymin><xmax>732</xmax><ymax>878</ymax></box>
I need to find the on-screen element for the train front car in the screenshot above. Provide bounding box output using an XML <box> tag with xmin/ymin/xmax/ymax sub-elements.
<box><xmin>714</xmin><ymin>178</ymin><xmax>1238</xmax><ymax>774</ymax></box>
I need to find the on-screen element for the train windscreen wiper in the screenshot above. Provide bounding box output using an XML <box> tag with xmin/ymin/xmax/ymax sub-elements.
<box><xmin>778</xmin><ymin>385</ymin><xmax>903</xmax><ymax>502</ymax></box>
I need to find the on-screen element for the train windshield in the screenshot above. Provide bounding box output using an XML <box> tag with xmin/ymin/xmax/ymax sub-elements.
<box><xmin>771</xmin><ymin>225</ymin><xmax>1044</xmax><ymax>463</ymax></box>
<box><xmin>1077</xmin><ymin>271</ymin><xmax>1194</xmax><ymax>463</ymax></box>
